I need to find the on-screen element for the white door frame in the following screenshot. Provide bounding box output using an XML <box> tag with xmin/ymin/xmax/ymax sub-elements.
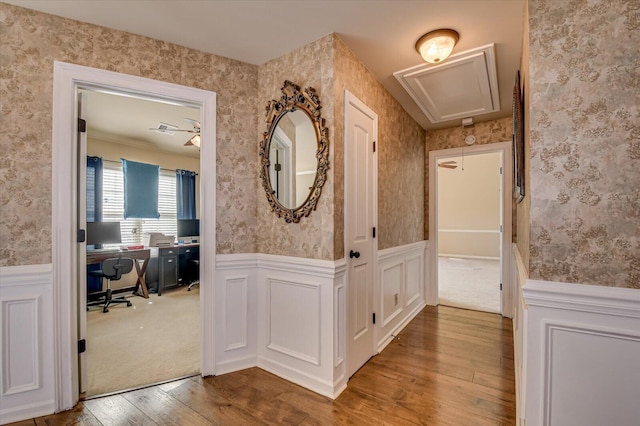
<box><xmin>52</xmin><ymin>61</ymin><xmax>216</xmax><ymax>411</ymax></box>
<box><xmin>344</xmin><ymin>90</ymin><xmax>379</xmax><ymax>377</ymax></box>
<box><xmin>427</xmin><ymin>141</ymin><xmax>513</xmax><ymax>317</ymax></box>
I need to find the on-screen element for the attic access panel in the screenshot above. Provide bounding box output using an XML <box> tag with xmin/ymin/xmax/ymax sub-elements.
<box><xmin>394</xmin><ymin>44</ymin><xmax>500</xmax><ymax>123</ymax></box>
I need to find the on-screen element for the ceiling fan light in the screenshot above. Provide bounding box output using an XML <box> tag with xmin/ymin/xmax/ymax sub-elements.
<box><xmin>415</xmin><ymin>29</ymin><xmax>459</xmax><ymax>64</ymax></box>
<box><xmin>185</xmin><ymin>134</ymin><xmax>201</xmax><ymax>147</ymax></box>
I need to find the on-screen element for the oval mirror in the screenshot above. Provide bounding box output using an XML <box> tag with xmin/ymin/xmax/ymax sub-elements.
<box><xmin>260</xmin><ymin>81</ymin><xmax>329</xmax><ymax>223</ymax></box>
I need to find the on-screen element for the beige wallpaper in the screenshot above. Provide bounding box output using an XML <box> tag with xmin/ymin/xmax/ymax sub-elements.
<box><xmin>0</xmin><ymin>3</ymin><xmax>258</xmax><ymax>266</ymax></box>
<box><xmin>256</xmin><ymin>34</ymin><xmax>425</xmax><ymax>259</ymax></box>
<box><xmin>528</xmin><ymin>0</ymin><xmax>640</xmax><ymax>288</ymax></box>
<box><xmin>333</xmin><ymin>36</ymin><xmax>425</xmax><ymax>253</ymax></box>
<box><xmin>256</xmin><ymin>35</ymin><xmax>336</xmax><ymax>260</ymax></box>
<box><xmin>425</xmin><ymin>117</ymin><xmax>515</xmax><ymax>240</ymax></box>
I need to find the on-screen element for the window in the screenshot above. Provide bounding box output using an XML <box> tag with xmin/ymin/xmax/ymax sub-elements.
<box><xmin>102</xmin><ymin>160</ymin><xmax>177</xmax><ymax>246</ymax></box>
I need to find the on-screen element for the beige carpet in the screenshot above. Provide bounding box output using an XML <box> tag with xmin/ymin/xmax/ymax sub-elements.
<box><xmin>438</xmin><ymin>256</ymin><xmax>501</xmax><ymax>313</ymax></box>
<box><xmin>86</xmin><ymin>286</ymin><xmax>200</xmax><ymax>397</ymax></box>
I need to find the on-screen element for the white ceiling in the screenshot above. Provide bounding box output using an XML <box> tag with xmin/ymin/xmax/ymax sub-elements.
<box><xmin>7</xmin><ymin>0</ymin><xmax>524</xmax><ymax>133</ymax></box>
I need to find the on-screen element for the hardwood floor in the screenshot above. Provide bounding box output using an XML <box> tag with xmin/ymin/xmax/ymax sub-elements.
<box><xmin>11</xmin><ymin>306</ymin><xmax>515</xmax><ymax>425</ymax></box>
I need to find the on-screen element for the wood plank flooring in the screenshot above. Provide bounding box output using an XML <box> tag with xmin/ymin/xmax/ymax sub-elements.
<box><xmin>11</xmin><ymin>306</ymin><xmax>515</xmax><ymax>425</ymax></box>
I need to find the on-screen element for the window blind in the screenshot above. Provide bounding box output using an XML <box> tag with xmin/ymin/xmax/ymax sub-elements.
<box><xmin>102</xmin><ymin>160</ymin><xmax>177</xmax><ymax>246</ymax></box>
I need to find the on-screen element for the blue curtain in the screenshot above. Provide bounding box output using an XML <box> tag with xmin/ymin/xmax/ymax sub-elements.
<box><xmin>86</xmin><ymin>156</ymin><xmax>103</xmax><ymax>222</ymax></box>
<box><xmin>122</xmin><ymin>159</ymin><xmax>160</xmax><ymax>219</ymax></box>
<box><xmin>176</xmin><ymin>169</ymin><xmax>197</xmax><ymax>219</ymax></box>
<box><xmin>86</xmin><ymin>156</ymin><xmax>103</xmax><ymax>293</ymax></box>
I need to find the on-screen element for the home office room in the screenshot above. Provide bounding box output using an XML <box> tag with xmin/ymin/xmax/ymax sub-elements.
<box><xmin>81</xmin><ymin>89</ymin><xmax>201</xmax><ymax>397</ymax></box>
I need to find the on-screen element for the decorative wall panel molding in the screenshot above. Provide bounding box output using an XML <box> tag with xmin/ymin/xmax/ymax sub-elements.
<box><xmin>224</xmin><ymin>276</ymin><xmax>248</xmax><ymax>351</ymax></box>
<box><xmin>257</xmin><ymin>254</ymin><xmax>346</xmax><ymax>399</ymax></box>
<box><xmin>380</xmin><ymin>263</ymin><xmax>403</xmax><ymax>327</ymax></box>
<box><xmin>2</xmin><ymin>297</ymin><xmax>40</xmax><ymax>395</ymax></box>
<box><xmin>0</xmin><ymin>264</ymin><xmax>55</xmax><ymax>424</ymax></box>
<box><xmin>266</xmin><ymin>279</ymin><xmax>321</xmax><ymax>365</ymax></box>
<box><xmin>377</xmin><ymin>241</ymin><xmax>427</xmax><ymax>352</ymax></box>
<box><xmin>522</xmin><ymin>277</ymin><xmax>640</xmax><ymax>426</ymax></box>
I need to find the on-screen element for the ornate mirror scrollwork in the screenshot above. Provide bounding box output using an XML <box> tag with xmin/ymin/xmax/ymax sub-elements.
<box><xmin>260</xmin><ymin>80</ymin><xmax>329</xmax><ymax>223</ymax></box>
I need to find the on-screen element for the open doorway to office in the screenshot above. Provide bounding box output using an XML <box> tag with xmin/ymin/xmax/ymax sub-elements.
<box><xmin>80</xmin><ymin>89</ymin><xmax>202</xmax><ymax>397</ymax></box>
<box><xmin>427</xmin><ymin>142</ymin><xmax>513</xmax><ymax>317</ymax></box>
<box><xmin>52</xmin><ymin>62</ymin><xmax>216</xmax><ymax>411</ymax></box>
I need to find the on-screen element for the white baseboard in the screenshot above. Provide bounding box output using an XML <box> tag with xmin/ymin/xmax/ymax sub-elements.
<box><xmin>257</xmin><ymin>356</ymin><xmax>343</xmax><ymax>399</ymax></box>
<box><xmin>0</xmin><ymin>400</ymin><xmax>55</xmax><ymax>425</ymax></box>
<box><xmin>377</xmin><ymin>301</ymin><xmax>426</xmax><ymax>353</ymax></box>
<box><xmin>215</xmin><ymin>355</ymin><xmax>257</xmax><ymax>376</ymax></box>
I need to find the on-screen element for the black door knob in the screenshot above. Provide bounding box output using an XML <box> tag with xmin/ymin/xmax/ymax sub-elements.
<box><xmin>349</xmin><ymin>250</ymin><xmax>360</xmax><ymax>259</ymax></box>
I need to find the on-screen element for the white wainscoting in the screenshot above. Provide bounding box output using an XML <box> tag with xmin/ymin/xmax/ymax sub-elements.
<box><xmin>214</xmin><ymin>254</ymin><xmax>258</xmax><ymax>375</ymax></box>
<box><xmin>215</xmin><ymin>253</ymin><xmax>347</xmax><ymax>399</ymax></box>
<box><xmin>257</xmin><ymin>254</ymin><xmax>347</xmax><ymax>399</ymax></box>
<box><xmin>511</xmin><ymin>244</ymin><xmax>528</xmax><ymax>426</ymax></box>
<box><xmin>376</xmin><ymin>241</ymin><xmax>427</xmax><ymax>352</ymax></box>
<box><xmin>520</xmin><ymin>272</ymin><xmax>640</xmax><ymax>426</ymax></box>
<box><xmin>0</xmin><ymin>264</ymin><xmax>55</xmax><ymax>425</ymax></box>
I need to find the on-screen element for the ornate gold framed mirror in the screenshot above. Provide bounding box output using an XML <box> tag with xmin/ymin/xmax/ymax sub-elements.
<box><xmin>259</xmin><ymin>80</ymin><xmax>329</xmax><ymax>223</ymax></box>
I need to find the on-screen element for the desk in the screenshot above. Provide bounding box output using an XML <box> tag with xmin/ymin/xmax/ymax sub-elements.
<box><xmin>86</xmin><ymin>248</ymin><xmax>150</xmax><ymax>298</ymax></box>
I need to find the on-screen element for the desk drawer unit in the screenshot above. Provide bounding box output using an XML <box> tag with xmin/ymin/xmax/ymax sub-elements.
<box><xmin>156</xmin><ymin>244</ymin><xmax>199</xmax><ymax>296</ymax></box>
<box><xmin>158</xmin><ymin>247</ymin><xmax>178</xmax><ymax>295</ymax></box>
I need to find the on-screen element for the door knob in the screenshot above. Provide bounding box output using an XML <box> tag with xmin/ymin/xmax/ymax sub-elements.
<box><xmin>349</xmin><ymin>250</ymin><xmax>360</xmax><ymax>259</ymax></box>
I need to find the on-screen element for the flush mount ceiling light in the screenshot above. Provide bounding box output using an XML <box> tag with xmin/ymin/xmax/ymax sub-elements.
<box><xmin>415</xmin><ymin>29</ymin><xmax>459</xmax><ymax>64</ymax></box>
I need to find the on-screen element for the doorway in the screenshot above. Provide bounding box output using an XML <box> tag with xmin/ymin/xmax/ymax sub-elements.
<box><xmin>52</xmin><ymin>62</ymin><xmax>216</xmax><ymax>411</ymax></box>
<box><xmin>427</xmin><ymin>142</ymin><xmax>513</xmax><ymax>317</ymax></box>
<box><xmin>79</xmin><ymin>89</ymin><xmax>202</xmax><ymax>397</ymax></box>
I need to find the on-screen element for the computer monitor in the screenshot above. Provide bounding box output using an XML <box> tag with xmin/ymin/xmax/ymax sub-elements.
<box><xmin>177</xmin><ymin>219</ymin><xmax>199</xmax><ymax>239</ymax></box>
<box><xmin>86</xmin><ymin>221</ymin><xmax>122</xmax><ymax>247</ymax></box>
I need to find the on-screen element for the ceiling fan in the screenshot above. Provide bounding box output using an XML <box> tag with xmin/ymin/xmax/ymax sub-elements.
<box><xmin>149</xmin><ymin>118</ymin><xmax>201</xmax><ymax>147</ymax></box>
<box><xmin>438</xmin><ymin>160</ymin><xmax>458</xmax><ymax>169</ymax></box>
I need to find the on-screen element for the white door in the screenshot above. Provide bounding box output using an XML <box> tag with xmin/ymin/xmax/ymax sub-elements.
<box><xmin>345</xmin><ymin>91</ymin><xmax>377</xmax><ymax>378</ymax></box>
<box><xmin>76</xmin><ymin>91</ymin><xmax>88</xmax><ymax>393</ymax></box>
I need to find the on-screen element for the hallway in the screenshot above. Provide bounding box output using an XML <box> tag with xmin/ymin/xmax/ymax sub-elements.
<box><xmin>13</xmin><ymin>306</ymin><xmax>515</xmax><ymax>425</ymax></box>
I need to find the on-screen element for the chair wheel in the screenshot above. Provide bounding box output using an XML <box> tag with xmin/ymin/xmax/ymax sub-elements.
<box><xmin>103</xmin><ymin>307</ymin><xmax>109</xmax><ymax>313</ymax></box>
<box><xmin>127</xmin><ymin>301</ymin><xmax>132</xmax><ymax>307</ymax></box>
<box><xmin>188</xmin><ymin>288</ymin><xmax>191</xmax><ymax>291</ymax></box>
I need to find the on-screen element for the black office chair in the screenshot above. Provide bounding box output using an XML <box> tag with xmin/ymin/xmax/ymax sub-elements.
<box><xmin>87</xmin><ymin>257</ymin><xmax>134</xmax><ymax>313</ymax></box>
<box><xmin>187</xmin><ymin>259</ymin><xmax>199</xmax><ymax>291</ymax></box>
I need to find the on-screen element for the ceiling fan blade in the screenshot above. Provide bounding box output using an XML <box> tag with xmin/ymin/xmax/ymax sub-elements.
<box><xmin>183</xmin><ymin>118</ymin><xmax>201</xmax><ymax>130</ymax></box>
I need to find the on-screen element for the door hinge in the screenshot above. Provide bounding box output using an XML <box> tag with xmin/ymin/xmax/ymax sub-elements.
<box><xmin>500</xmin><ymin>225</ymin><xmax>503</xmax><ymax>232</ymax></box>
<box><xmin>78</xmin><ymin>339</ymin><xmax>86</xmax><ymax>354</ymax></box>
<box><xmin>500</xmin><ymin>283</ymin><xmax>503</xmax><ymax>291</ymax></box>
<box><xmin>372</xmin><ymin>313</ymin><xmax>376</xmax><ymax>324</ymax></box>
<box><xmin>500</xmin><ymin>166</ymin><xmax>503</xmax><ymax>175</ymax></box>
<box><xmin>77</xmin><ymin>229</ymin><xmax>86</xmax><ymax>243</ymax></box>
<box><xmin>372</xmin><ymin>227</ymin><xmax>376</xmax><ymax>238</ymax></box>
<box><xmin>373</xmin><ymin>141</ymin><xmax>376</xmax><ymax>153</ymax></box>
<box><xmin>77</xmin><ymin>118</ymin><xmax>87</xmax><ymax>133</ymax></box>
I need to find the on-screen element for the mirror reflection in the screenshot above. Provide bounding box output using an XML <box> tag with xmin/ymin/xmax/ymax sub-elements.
<box><xmin>269</xmin><ymin>110</ymin><xmax>317</xmax><ymax>209</ymax></box>
<box><xmin>259</xmin><ymin>80</ymin><xmax>329</xmax><ymax>223</ymax></box>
